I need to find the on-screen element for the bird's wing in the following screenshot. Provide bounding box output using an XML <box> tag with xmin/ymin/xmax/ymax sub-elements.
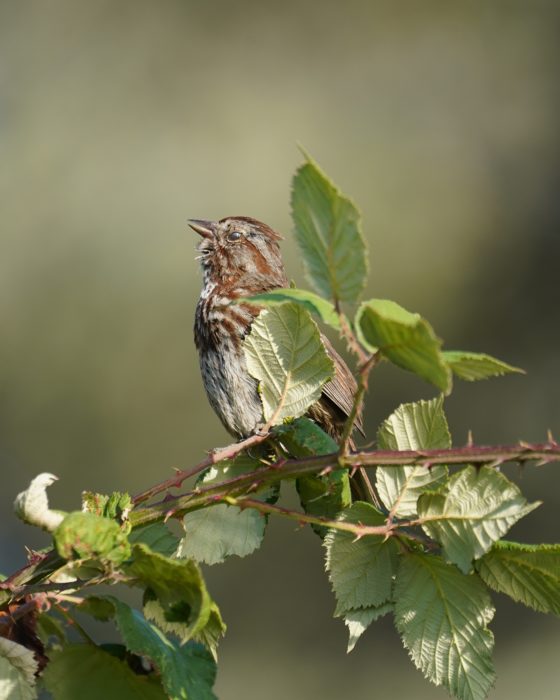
<box><xmin>320</xmin><ymin>334</ymin><xmax>365</xmax><ymax>437</ymax></box>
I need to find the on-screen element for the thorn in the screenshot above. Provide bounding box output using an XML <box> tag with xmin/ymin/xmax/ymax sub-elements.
<box><xmin>518</xmin><ymin>440</ymin><xmax>532</xmax><ymax>450</ymax></box>
<box><xmin>487</xmin><ymin>458</ymin><xmax>506</xmax><ymax>470</ymax></box>
<box><xmin>246</xmin><ymin>481</ymin><xmax>260</xmax><ymax>493</ymax></box>
<box><xmin>163</xmin><ymin>509</ymin><xmax>176</xmax><ymax>523</ymax></box>
<box><xmin>319</xmin><ymin>466</ymin><xmax>333</xmax><ymax>477</ymax></box>
<box><xmin>546</xmin><ymin>429</ymin><xmax>557</xmax><ymax>446</ymax></box>
<box><xmin>349</xmin><ymin>465</ymin><xmax>359</xmax><ymax>478</ymax></box>
<box><xmin>466</xmin><ymin>430</ymin><xmax>474</xmax><ymax>447</ymax></box>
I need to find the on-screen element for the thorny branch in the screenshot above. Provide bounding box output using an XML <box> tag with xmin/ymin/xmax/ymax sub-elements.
<box><xmin>338</xmin><ymin>351</ymin><xmax>380</xmax><ymax>457</ymax></box>
<box><xmin>3</xmin><ymin>429</ymin><xmax>559</xmax><ymax>607</ymax></box>
<box><xmin>127</xmin><ymin>438</ymin><xmax>560</xmax><ymax>528</ymax></box>
<box><xmin>224</xmin><ymin>496</ymin><xmax>389</xmax><ymax>537</ymax></box>
<box><xmin>132</xmin><ymin>431</ymin><xmax>270</xmax><ymax>505</ymax></box>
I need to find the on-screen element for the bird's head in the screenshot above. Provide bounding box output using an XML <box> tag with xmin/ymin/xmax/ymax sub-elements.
<box><xmin>189</xmin><ymin>216</ymin><xmax>287</xmax><ymax>291</ymax></box>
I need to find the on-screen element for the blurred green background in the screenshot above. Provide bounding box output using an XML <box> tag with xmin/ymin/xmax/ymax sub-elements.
<box><xmin>1</xmin><ymin>1</ymin><xmax>559</xmax><ymax>698</ymax></box>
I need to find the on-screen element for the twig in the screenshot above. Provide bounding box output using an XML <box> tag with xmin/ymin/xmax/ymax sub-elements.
<box><xmin>336</xmin><ymin>307</ymin><xmax>369</xmax><ymax>365</ymax></box>
<box><xmin>54</xmin><ymin>603</ymin><xmax>96</xmax><ymax>645</ymax></box>
<box><xmin>0</xmin><ymin>551</ymin><xmax>65</xmax><ymax>595</ymax></box>
<box><xmin>225</xmin><ymin>496</ymin><xmax>389</xmax><ymax>538</ymax></box>
<box><xmin>10</xmin><ymin>579</ymin><xmax>89</xmax><ymax>598</ymax></box>
<box><xmin>339</xmin><ymin>351</ymin><xmax>380</xmax><ymax>457</ymax></box>
<box><xmin>224</xmin><ymin>496</ymin><xmax>443</xmax><ymax>546</ymax></box>
<box><xmin>334</xmin><ymin>308</ymin><xmax>382</xmax><ymax>505</ymax></box>
<box><xmin>132</xmin><ymin>431</ymin><xmax>271</xmax><ymax>505</ymax></box>
<box><xmin>0</xmin><ymin>599</ymin><xmax>42</xmax><ymax>628</ymax></box>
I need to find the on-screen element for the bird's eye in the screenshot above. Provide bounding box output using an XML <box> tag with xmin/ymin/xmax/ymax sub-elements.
<box><xmin>227</xmin><ymin>230</ymin><xmax>242</xmax><ymax>243</ymax></box>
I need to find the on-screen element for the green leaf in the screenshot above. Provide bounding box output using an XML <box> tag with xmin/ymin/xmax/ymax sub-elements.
<box><xmin>198</xmin><ymin>449</ymin><xmax>279</xmax><ymax>503</ymax></box>
<box><xmin>476</xmin><ymin>540</ymin><xmax>560</xmax><ymax>615</ymax></box>
<box><xmin>291</xmin><ymin>155</ymin><xmax>367</xmax><ymax>303</ymax></box>
<box><xmin>54</xmin><ymin>511</ymin><xmax>131</xmax><ymax>565</ymax></box>
<box><xmin>74</xmin><ymin>592</ymin><xmax>221</xmax><ymax>694</ymax></box>
<box><xmin>344</xmin><ymin>603</ymin><xmax>392</xmax><ymax>653</ymax></box>
<box><xmin>324</xmin><ymin>503</ymin><xmax>398</xmax><ymax>615</ymax></box>
<box><xmin>177</xmin><ymin>446</ymin><xmax>280</xmax><ymax>564</ymax></box>
<box><xmin>81</xmin><ymin>490</ymin><xmax>132</xmax><ymax>521</ymax></box>
<box><xmin>277</xmin><ymin>418</ymin><xmax>351</xmax><ymax>537</ymax></box>
<box><xmin>111</xmin><ymin>600</ymin><xmax>217</xmax><ymax>700</ymax></box>
<box><xmin>103</xmin><ymin>492</ymin><xmax>133</xmax><ymax>521</ymax></box>
<box><xmin>129</xmin><ymin>523</ymin><xmax>179</xmax><ymax>557</ymax></box>
<box><xmin>192</xmin><ymin>603</ymin><xmax>227</xmax><ymax>660</ymax></box>
<box><xmin>36</xmin><ymin>612</ymin><xmax>67</xmax><ymax>645</ymax></box>
<box><xmin>42</xmin><ymin>644</ymin><xmax>167</xmax><ymax>700</ymax></box>
<box><xmin>125</xmin><ymin>544</ymin><xmax>212</xmax><ymax>641</ymax></box>
<box><xmin>78</xmin><ymin>596</ymin><xmax>118</xmax><ymax>622</ymax></box>
<box><xmin>274</xmin><ymin>416</ymin><xmax>338</xmax><ymax>457</ymax></box>
<box><xmin>443</xmin><ymin>351</ymin><xmax>525</xmax><ymax>381</ymax></box>
<box><xmin>296</xmin><ymin>474</ymin><xmax>351</xmax><ymax>537</ymax></box>
<box><xmin>178</xmin><ymin>452</ymin><xmax>278</xmax><ymax>565</ymax></box>
<box><xmin>356</xmin><ymin>299</ymin><xmax>452</xmax><ymax>393</ymax></box>
<box><xmin>178</xmin><ymin>504</ymin><xmax>265</xmax><ymax>565</ymax></box>
<box><xmin>376</xmin><ymin>397</ymin><xmax>450</xmax><ymax>518</ymax></box>
<box><xmin>418</xmin><ymin>466</ymin><xmax>540</xmax><ymax>573</ymax></box>
<box><xmin>394</xmin><ymin>553</ymin><xmax>495</xmax><ymax>700</ymax></box>
<box><xmin>243</xmin><ymin>288</ymin><xmax>341</xmax><ymax>330</ymax></box>
<box><xmin>82</xmin><ymin>491</ymin><xmax>109</xmax><ymax>515</ymax></box>
<box><xmin>243</xmin><ymin>303</ymin><xmax>334</xmax><ymax>424</ymax></box>
<box><xmin>0</xmin><ymin>638</ymin><xmax>38</xmax><ymax>700</ymax></box>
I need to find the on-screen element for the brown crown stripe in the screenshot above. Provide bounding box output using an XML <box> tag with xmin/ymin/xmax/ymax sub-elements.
<box><xmin>219</xmin><ymin>215</ymin><xmax>283</xmax><ymax>241</ymax></box>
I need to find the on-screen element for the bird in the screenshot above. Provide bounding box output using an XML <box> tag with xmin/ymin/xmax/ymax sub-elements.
<box><xmin>189</xmin><ymin>215</ymin><xmax>374</xmax><ymax>502</ymax></box>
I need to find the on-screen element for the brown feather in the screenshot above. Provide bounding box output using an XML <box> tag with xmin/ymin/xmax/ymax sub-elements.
<box><xmin>320</xmin><ymin>334</ymin><xmax>365</xmax><ymax>437</ymax></box>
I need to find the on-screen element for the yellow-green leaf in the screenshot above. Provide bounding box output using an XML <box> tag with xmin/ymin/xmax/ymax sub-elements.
<box><xmin>243</xmin><ymin>303</ymin><xmax>334</xmax><ymax>424</ymax></box>
<box><xmin>476</xmin><ymin>541</ymin><xmax>560</xmax><ymax>615</ymax></box>
<box><xmin>418</xmin><ymin>467</ymin><xmax>540</xmax><ymax>573</ymax></box>
<box><xmin>376</xmin><ymin>397</ymin><xmax>450</xmax><ymax>517</ymax></box>
<box><xmin>395</xmin><ymin>554</ymin><xmax>495</xmax><ymax>700</ymax></box>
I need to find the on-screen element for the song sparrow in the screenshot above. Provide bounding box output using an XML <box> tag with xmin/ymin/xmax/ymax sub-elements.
<box><xmin>190</xmin><ymin>216</ymin><xmax>374</xmax><ymax>501</ymax></box>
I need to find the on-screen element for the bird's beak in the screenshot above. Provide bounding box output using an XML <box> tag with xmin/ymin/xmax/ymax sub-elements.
<box><xmin>188</xmin><ymin>219</ymin><xmax>216</xmax><ymax>239</ymax></box>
